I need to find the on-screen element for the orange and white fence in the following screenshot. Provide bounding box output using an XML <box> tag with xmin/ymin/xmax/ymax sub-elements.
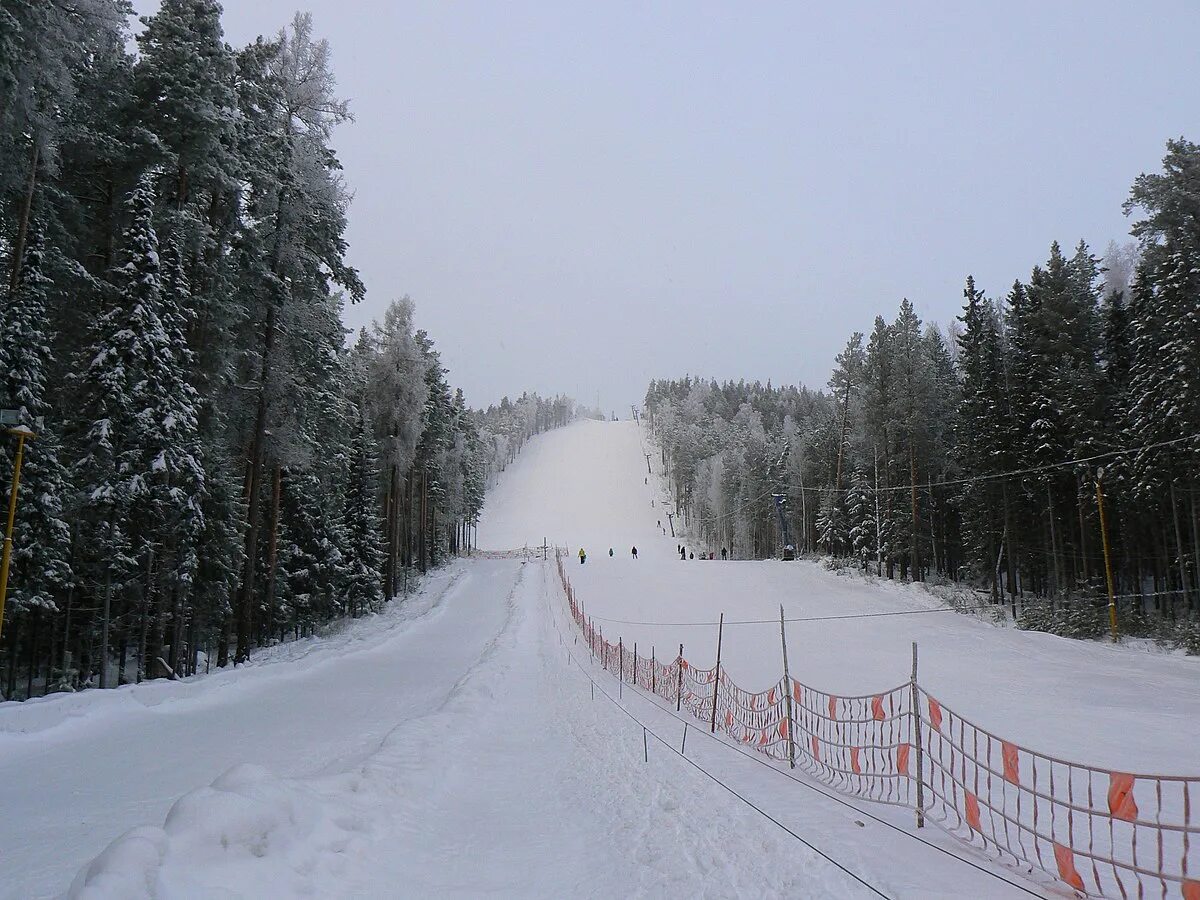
<box><xmin>555</xmin><ymin>552</ymin><xmax>1200</xmax><ymax>899</ymax></box>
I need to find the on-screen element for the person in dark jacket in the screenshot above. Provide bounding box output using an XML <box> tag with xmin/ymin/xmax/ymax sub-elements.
<box><xmin>631</xmin><ymin>546</ymin><xmax>638</xmax><ymax>559</ymax></box>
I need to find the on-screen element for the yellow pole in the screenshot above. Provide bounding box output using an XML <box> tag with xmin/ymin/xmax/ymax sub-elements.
<box><xmin>1094</xmin><ymin>469</ymin><xmax>1119</xmax><ymax>643</ymax></box>
<box><xmin>0</xmin><ymin>428</ymin><xmax>33</xmax><ymax>640</ymax></box>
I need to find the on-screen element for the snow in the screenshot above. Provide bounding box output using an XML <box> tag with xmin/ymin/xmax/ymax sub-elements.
<box><xmin>6</xmin><ymin>418</ymin><xmax>1197</xmax><ymax>897</ymax></box>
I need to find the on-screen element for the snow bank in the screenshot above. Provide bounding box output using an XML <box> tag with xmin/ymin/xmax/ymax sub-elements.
<box><xmin>0</xmin><ymin>568</ymin><xmax>462</xmax><ymax>744</ymax></box>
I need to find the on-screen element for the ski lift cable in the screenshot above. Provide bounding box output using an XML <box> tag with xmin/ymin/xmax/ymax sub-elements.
<box><xmin>585</xmin><ymin>604</ymin><xmax>996</xmax><ymax>628</ymax></box>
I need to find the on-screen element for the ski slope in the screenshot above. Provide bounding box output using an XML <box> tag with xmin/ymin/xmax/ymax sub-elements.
<box><xmin>485</xmin><ymin>420</ymin><xmax>1200</xmax><ymax>776</ymax></box>
<box><xmin>6</xmin><ymin>418</ymin><xmax>1197</xmax><ymax>898</ymax></box>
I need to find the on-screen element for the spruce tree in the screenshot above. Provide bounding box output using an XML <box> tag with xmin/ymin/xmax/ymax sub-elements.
<box><xmin>0</xmin><ymin>226</ymin><xmax>73</xmax><ymax>622</ymax></box>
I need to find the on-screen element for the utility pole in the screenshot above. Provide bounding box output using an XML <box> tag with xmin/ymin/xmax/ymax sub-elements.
<box><xmin>644</xmin><ymin>452</ymin><xmax>652</xmax><ymax>475</ymax></box>
<box><xmin>666</xmin><ymin>512</ymin><xmax>675</xmax><ymax>537</ymax></box>
<box><xmin>0</xmin><ymin>419</ymin><xmax>37</xmax><ymax>639</ymax></box>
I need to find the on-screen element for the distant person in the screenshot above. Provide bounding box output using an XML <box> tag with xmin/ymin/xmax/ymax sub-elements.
<box><xmin>609</xmin><ymin>548</ymin><xmax>614</xmax><ymax>557</ymax></box>
<box><xmin>579</xmin><ymin>548</ymin><xmax>587</xmax><ymax>565</ymax></box>
<box><xmin>631</xmin><ymin>546</ymin><xmax>638</xmax><ymax>559</ymax></box>
<box><xmin>657</xmin><ymin>520</ymin><xmax>661</xmax><ymax>529</ymax></box>
<box><xmin>679</xmin><ymin>546</ymin><xmax>686</xmax><ymax>561</ymax></box>
<box><xmin>689</xmin><ymin>552</ymin><xmax>694</xmax><ymax>559</ymax></box>
<box><xmin>721</xmin><ymin>547</ymin><xmax>728</xmax><ymax>560</ymax></box>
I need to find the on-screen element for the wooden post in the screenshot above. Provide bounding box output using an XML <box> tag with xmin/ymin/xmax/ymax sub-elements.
<box><xmin>780</xmin><ymin>605</ymin><xmax>796</xmax><ymax>769</ymax></box>
<box><xmin>619</xmin><ymin>638</ymin><xmax>623</xmax><ymax>681</ymax></box>
<box><xmin>911</xmin><ymin>641</ymin><xmax>925</xmax><ymax>828</ymax></box>
<box><xmin>632</xmin><ymin>642</ymin><xmax>638</xmax><ymax>685</ymax></box>
<box><xmin>651</xmin><ymin>647</ymin><xmax>656</xmax><ymax>695</ymax></box>
<box><xmin>709</xmin><ymin>613</ymin><xmax>724</xmax><ymax>733</ymax></box>
<box><xmin>676</xmin><ymin>643</ymin><xmax>684</xmax><ymax>711</ymax></box>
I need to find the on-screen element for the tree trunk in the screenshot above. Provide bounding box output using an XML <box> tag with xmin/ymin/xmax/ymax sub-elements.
<box><xmin>262</xmin><ymin>464</ymin><xmax>283</xmax><ymax>641</ymax></box>
<box><xmin>8</xmin><ymin>141</ymin><xmax>40</xmax><ymax>291</ymax></box>
<box><xmin>909</xmin><ymin>442</ymin><xmax>921</xmax><ymax>581</ymax></box>
<box><xmin>1046</xmin><ymin>484</ymin><xmax>1060</xmax><ymax>597</ymax></box>
<box><xmin>1170</xmin><ymin>481</ymin><xmax>1192</xmax><ymax>612</ymax></box>
<box><xmin>235</xmin><ymin>302</ymin><xmax>276</xmax><ymax>664</ymax></box>
<box><xmin>26</xmin><ymin>609</ymin><xmax>39</xmax><ymax>699</ymax></box>
<box><xmin>1076</xmin><ymin>477</ymin><xmax>1090</xmax><ymax>584</ymax></box>
<box><xmin>419</xmin><ymin>469</ymin><xmax>428</xmax><ymax>573</ymax></box>
<box><xmin>99</xmin><ymin>567</ymin><xmax>112</xmax><ymax>689</ymax></box>
<box><xmin>1191</xmin><ymin>484</ymin><xmax>1200</xmax><ymax>612</ymax></box>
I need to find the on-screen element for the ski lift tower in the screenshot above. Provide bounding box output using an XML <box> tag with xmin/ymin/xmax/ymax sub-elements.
<box><xmin>772</xmin><ymin>493</ymin><xmax>795</xmax><ymax>560</ymax></box>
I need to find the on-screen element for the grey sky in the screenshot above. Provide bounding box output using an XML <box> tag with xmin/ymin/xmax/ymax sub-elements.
<box><xmin>137</xmin><ymin>1</ymin><xmax>1199</xmax><ymax>413</ymax></box>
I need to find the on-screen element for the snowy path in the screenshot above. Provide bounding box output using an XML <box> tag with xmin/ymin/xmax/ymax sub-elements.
<box><xmin>0</xmin><ymin>564</ymin><xmax>509</xmax><ymax>898</ymax></box>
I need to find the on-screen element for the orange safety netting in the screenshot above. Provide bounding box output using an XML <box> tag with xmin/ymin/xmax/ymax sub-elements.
<box><xmin>555</xmin><ymin>552</ymin><xmax>1200</xmax><ymax>899</ymax></box>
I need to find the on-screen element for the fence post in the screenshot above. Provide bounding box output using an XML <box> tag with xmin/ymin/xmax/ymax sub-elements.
<box><xmin>676</xmin><ymin>643</ymin><xmax>684</xmax><ymax>711</ymax></box>
<box><xmin>651</xmin><ymin>647</ymin><xmax>656</xmax><ymax>695</ymax></box>
<box><xmin>780</xmin><ymin>604</ymin><xmax>796</xmax><ymax>769</ymax></box>
<box><xmin>633</xmin><ymin>642</ymin><xmax>637</xmax><ymax>686</ymax></box>
<box><xmin>619</xmin><ymin>637</ymin><xmax>623</xmax><ymax>681</ymax></box>
<box><xmin>911</xmin><ymin>641</ymin><xmax>925</xmax><ymax>828</ymax></box>
<box><xmin>710</xmin><ymin>612</ymin><xmax>724</xmax><ymax>733</ymax></box>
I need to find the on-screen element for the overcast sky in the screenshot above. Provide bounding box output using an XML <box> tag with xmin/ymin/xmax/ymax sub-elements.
<box><xmin>135</xmin><ymin>1</ymin><xmax>1198</xmax><ymax>414</ymax></box>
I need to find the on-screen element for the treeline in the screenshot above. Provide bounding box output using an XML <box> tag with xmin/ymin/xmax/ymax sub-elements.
<box><xmin>0</xmin><ymin>2</ymin><xmax>575</xmax><ymax>699</ymax></box>
<box><xmin>646</xmin><ymin>138</ymin><xmax>1200</xmax><ymax>645</ymax></box>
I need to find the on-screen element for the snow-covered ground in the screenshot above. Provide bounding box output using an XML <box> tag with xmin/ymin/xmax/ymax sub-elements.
<box><xmin>6</xmin><ymin>418</ymin><xmax>1197</xmax><ymax>897</ymax></box>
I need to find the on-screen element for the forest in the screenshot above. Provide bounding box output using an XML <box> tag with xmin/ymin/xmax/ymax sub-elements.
<box><xmin>646</xmin><ymin>138</ymin><xmax>1200</xmax><ymax>650</ymax></box>
<box><xmin>0</xmin><ymin>2</ymin><xmax>576</xmax><ymax>699</ymax></box>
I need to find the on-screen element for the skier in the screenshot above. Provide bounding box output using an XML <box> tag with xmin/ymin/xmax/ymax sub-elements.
<box><xmin>721</xmin><ymin>547</ymin><xmax>728</xmax><ymax>560</ymax></box>
<box><xmin>579</xmin><ymin>548</ymin><xmax>587</xmax><ymax>565</ymax></box>
<box><xmin>631</xmin><ymin>546</ymin><xmax>638</xmax><ymax>559</ymax></box>
<box><xmin>689</xmin><ymin>552</ymin><xmax>694</xmax><ymax>560</ymax></box>
<box><xmin>609</xmin><ymin>548</ymin><xmax>614</xmax><ymax>557</ymax></box>
<box><xmin>679</xmin><ymin>546</ymin><xmax>686</xmax><ymax>561</ymax></box>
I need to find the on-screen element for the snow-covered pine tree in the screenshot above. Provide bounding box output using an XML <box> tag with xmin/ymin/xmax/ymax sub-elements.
<box><xmin>956</xmin><ymin>276</ymin><xmax>1007</xmax><ymax>591</ymax></box>
<box><xmin>0</xmin><ymin>226</ymin><xmax>73</xmax><ymax>684</ymax></box>
<box><xmin>72</xmin><ymin>173</ymin><xmax>205</xmax><ymax>685</ymax></box>
<box><xmin>342</xmin><ymin>338</ymin><xmax>386</xmax><ymax>613</ymax></box>
<box><xmin>846</xmin><ymin>466</ymin><xmax>875</xmax><ymax>570</ymax></box>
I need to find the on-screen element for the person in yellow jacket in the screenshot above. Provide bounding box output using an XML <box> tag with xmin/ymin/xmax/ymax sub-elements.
<box><xmin>578</xmin><ymin>547</ymin><xmax>587</xmax><ymax>565</ymax></box>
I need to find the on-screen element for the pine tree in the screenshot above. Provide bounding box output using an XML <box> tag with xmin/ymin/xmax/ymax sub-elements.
<box><xmin>846</xmin><ymin>466</ymin><xmax>875</xmax><ymax>570</ymax></box>
<box><xmin>0</xmin><ymin>226</ymin><xmax>73</xmax><ymax>621</ymax></box>
<box><xmin>73</xmin><ymin>173</ymin><xmax>205</xmax><ymax>683</ymax></box>
<box><xmin>956</xmin><ymin>276</ymin><xmax>1006</xmax><ymax>587</ymax></box>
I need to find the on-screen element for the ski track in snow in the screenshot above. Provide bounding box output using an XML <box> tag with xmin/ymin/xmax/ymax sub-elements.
<box><xmin>8</xmin><ymin>418</ymin><xmax>1198</xmax><ymax>897</ymax></box>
